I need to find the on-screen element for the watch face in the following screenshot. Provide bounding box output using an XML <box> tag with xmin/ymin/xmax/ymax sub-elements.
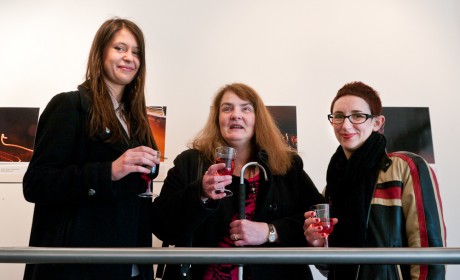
<box><xmin>268</xmin><ymin>224</ymin><xmax>276</xmax><ymax>242</ymax></box>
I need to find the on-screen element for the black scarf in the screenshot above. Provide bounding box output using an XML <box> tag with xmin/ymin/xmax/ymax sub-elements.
<box><xmin>325</xmin><ymin>132</ymin><xmax>387</xmax><ymax>279</ymax></box>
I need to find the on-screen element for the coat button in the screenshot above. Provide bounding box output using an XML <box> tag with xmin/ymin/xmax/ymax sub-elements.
<box><xmin>88</xmin><ymin>189</ymin><xmax>96</xmax><ymax>196</ymax></box>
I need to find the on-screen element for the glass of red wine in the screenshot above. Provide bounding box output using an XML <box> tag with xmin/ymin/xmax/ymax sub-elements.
<box><xmin>313</xmin><ymin>204</ymin><xmax>334</xmax><ymax>247</ymax></box>
<box><xmin>214</xmin><ymin>146</ymin><xmax>236</xmax><ymax>197</ymax></box>
<box><xmin>139</xmin><ymin>151</ymin><xmax>161</xmax><ymax>198</ymax></box>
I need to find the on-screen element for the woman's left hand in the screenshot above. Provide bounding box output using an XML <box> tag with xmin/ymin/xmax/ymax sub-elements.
<box><xmin>229</xmin><ymin>219</ymin><xmax>269</xmax><ymax>247</ymax></box>
<box><xmin>111</xmin><ymin>146</ymin><xmax>159</xmax><ymax>181</ymax></box>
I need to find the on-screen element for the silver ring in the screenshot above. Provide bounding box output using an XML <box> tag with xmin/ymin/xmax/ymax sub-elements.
<box><xmin>232</xmin><ymin>234</ymin><xmax>239</xmax><ymax>241</ymax></box>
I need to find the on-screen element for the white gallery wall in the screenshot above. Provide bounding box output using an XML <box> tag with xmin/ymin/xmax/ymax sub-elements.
<box><xmin>1</xmin><ymin>0</ymin><xmax>459</xmax><ymax>279</ymax></box>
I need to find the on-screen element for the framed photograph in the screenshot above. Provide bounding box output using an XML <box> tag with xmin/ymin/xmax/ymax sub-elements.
<box><xmin>267</xmin><ymin>106</ymin><xmax>297</xmax><ymax>151</ymax></box>
<box><xmin>381</xmin><ymin>107</ymin><xmax>435</xmax><ymax>164</ymax></box>
<box><xmin>0</xmin><ymin>107</ymin><xmax>39</xmax><ymax>182</ymax></box>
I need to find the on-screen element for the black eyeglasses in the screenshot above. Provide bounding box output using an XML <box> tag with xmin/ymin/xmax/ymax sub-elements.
<box><xmin>328</xmin><ymin>113</ymin><xmax>377</xmax><ymax>124</ymax></box>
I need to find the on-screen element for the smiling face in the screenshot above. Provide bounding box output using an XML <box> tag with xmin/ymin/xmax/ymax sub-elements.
<box><xmin>103</xmin><ymin>28</ymin><xmax>140</xmax><ymax>98</ymax></box>
<box><xmin>331</xmin><ymin>95</ymin><xmax>385</xmax><ymax>158</ymax></box>
<box><xmin>218</xmin><ymin>91</ymin><xmax>256</xmax><ymax>149</ymax></box>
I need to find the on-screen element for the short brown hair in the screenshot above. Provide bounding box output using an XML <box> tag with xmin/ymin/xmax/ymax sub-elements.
<box><xmin>330</xmin><ymin>81</ymin><xmax>382</xmax><ymax>115</ymax></box>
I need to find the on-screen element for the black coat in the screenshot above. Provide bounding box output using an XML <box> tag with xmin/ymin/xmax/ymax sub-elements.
<box><xmin>152</xmin><ymin>149</ymin><xmax>324</xmax><ymax>280</ymax></box>
<box><xmin>23</xmin><ymin>86</ymin><xmax>153</xmax><ymax>280</ymax></box>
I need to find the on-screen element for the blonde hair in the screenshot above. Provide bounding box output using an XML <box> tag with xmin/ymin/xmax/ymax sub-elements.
<box><xmin>190</xmin><ymin>83</ymin><xmax>294</xmax><ymax>175</ymax></box>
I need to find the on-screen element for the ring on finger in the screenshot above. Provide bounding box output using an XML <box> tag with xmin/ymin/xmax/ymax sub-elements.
<box><xmin>232</xmin><ymin>233</ymin><xmax>239</xmax><ymax>241</ymax></box>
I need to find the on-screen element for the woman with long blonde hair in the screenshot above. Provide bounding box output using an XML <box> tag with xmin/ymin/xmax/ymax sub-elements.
<box><xmin>153</xmin><ymin>83</ymin><xmax>324</xmax><ymax>280</ymax></box>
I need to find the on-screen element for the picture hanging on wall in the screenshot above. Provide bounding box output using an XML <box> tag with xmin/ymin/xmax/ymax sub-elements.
<box><xmin>147</xmin><ymin>106</ymin><xmax>167</xmax><ymax>181</ymax></box>
<box><xmin>266</xmin><ymin>106</ymin><xmax>297</xmax><ymax>151</ymax></box>
<box><xmin>0</xmin><ymin>107</ymin><xmax>40</xmax><ymax>182</ymax></box>
<box><xmin>0</xmin><ymin>106</ymin><xmax>168</xmax><ymax>183</ymax></box>
<box><xmin>381</xmin><ymin>107</ymin><xmax>435</xmax><ymax>164</ymax></box>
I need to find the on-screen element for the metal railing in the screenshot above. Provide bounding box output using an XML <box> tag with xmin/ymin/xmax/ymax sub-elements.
<box><xmin>1</xmin><ymin>247</ymin><xmax>459</xmax><ymax>265</ymax></box>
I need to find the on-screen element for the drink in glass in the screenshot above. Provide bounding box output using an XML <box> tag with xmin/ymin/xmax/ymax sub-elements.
<box><xmin>139</xmin><ymin>151</ymin><xmax>161</xmax><ymax>198</ymax></box>
<box><xmin>214</xmin><ymin>146</ymin><xmax>236</xmax><ymax>196</ymax></box>
<box><xmin>312</xmin><ymin>203</ymin><xmax>333</xmax><ymax>247</ymax></box>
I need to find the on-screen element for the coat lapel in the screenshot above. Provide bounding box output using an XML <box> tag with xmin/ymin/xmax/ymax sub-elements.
<box><xmin>77</xmin><ymin>85</ymin><xmax>137</xmax><ymax>155</ymax></box>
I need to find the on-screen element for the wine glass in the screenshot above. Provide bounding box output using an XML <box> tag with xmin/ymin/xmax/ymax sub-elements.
<box><xmin>139</xmin><ymin>151</ymin><xmax>161</xmax><ymax>198</ymax></box>
<box><xmin>214</xmin><ymin>146</ymin><xmax>236</xmax><ymax>197</ymax></box>
<box><xmin>313</xmin><ymin>203</ymin><xmax>334</xmax><ymax>247</ymax></box>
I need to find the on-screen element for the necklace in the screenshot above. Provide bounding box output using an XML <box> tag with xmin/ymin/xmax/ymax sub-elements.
<box><xmin>248</xmin><ymin>166</ymin><xmax>259</xmax><ymax>201</ymax></box>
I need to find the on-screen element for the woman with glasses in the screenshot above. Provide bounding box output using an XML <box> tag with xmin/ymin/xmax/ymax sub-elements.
<box><xmin>303</xmin><ymin>81</ymin><xmax>446</xmax><ymax>280</ymax></box>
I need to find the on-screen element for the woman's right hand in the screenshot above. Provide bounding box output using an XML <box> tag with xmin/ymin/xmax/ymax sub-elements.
<box><xmin>111</xmin><ymin>146</ymin><xmax>159</xmax><ymax>181</ymax></box>
<box><xmin>201</xmin><ymin>163</ymin><xmax>232</xmax><ymax>200</ymax></box>
<box><xmin>304</xmin><ymin>211</ymin><xmax>333</xmax><ymax>247</ymax></box>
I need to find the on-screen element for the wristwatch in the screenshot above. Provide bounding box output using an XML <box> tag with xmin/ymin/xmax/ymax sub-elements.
<box><xmin>268</xmin><ymin>224</ymin><xmax>277</xmax><ymax>243</ymax></box>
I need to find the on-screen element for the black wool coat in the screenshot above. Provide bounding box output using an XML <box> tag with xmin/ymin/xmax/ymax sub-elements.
<box><xmin>23</xmin><ymin>86</ymin><xmax>153</xmax><ymax>280</ymax></box>
<box><xmin>152</xmin><ymin>149</ymin><xmax>325</xmax><ymax>280</ymax></box>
